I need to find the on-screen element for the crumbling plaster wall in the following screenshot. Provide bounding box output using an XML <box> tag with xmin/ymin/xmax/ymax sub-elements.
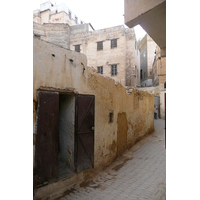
<box><xmin>33</xmin><ymin>37</ymin><xmax>154</xmax><ymax>170</ymax></box>
<box><xmin>33</xmin><ymin>22</ymin><xmax>70</xmax><ymax>49</ymax></box>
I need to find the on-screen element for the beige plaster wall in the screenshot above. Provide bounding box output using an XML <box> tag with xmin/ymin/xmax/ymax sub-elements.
<box><xmin>49</xmin><ymin>11</ymin><xmax>77</xmax><ymax>26</ymax></box>
<box><xmin>70</xmin><ymin>25</ymin><xmax>137</xmax><ymax>87</ymax></box>
<box><xmin>33</xmin><ymin>36</ymin><xmax>154</xmax><ymax>170</ymax></box>
<box><xmin>40</xmin><ymin>10</ymin><xmax>50</xmax><ymax>24</ymax></box>
<box><xmin>33</xmin><ymin>22</ymin><xmax>70</xmax><ymax>49</ymax></box>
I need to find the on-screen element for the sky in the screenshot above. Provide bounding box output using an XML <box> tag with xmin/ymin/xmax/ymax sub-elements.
<box><xmin>32</xmin><ymin>0</ymin><xmax>146</xmax><ymax>40</ymax></box>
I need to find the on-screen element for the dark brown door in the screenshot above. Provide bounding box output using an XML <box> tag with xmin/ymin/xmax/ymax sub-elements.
<box><xmin>75</xmin><ymin>95</ymin><xmax>95</xmax><ymax>173</ymax></box>
<box><xmin>34</xmin><ymin>91</ymin><xmax>59</xmax><ymax>187</ymax></box>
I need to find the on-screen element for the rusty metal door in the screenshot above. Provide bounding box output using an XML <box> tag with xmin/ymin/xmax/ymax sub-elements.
<box><xmin>75</xmin><ymin>95</ymin><xmax>95</xmax><ymax>173</ymax></box>
<box><xmin>34</xmin><ymin>91</ymin><xmax>59</xmax><ymax>187</ymax></box>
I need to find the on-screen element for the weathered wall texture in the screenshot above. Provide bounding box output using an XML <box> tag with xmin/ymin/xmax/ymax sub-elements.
<box><xmin>70</xmin><ymin>25</ymin><xmax>125</xmax><ymax>85</ymax></box>
<box><xmin>33</xmin><ymin>21</ymin><xmax>139</xmax><ymax>87</ymax></box>
<box><xmin>33</xmin><ymin>36</ymin><xmax>154</xmax><ymax>172</ymax></box>
<box><xmin>33</xmin><ymin>22</ymin><xmax>70</xmax><ymax>49</ymax></box>
<box><xmin>33</xmin><ymin>37</ymin><xmax>154</xmax><ymax>171</ymax></box>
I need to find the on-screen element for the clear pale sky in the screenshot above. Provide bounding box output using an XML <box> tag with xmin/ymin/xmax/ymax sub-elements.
<box><xmin>32</xmin><ymin>0</ymin><xmax>146</xmax><ymax>39</ymax></box>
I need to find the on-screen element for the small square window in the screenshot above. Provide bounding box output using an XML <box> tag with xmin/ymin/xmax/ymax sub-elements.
<box><xmin>111</xmin><ymin>64</ymin><xmax>117</xmax><ymax>76</ymax></box>
<box><xmin>97</xmin><ymin>41</ymin><xmax>103</xmax><ymax>51</ymax></box>
<box><xmin>109</xmin><ymin>112</ymin><xmax>113</xmax><ymax>123</ymax></box>
<box><xmin>97</xmin><ymin>66</ymin><xmax>103</xmax><ymax>74</ymax></box>
<box><xmin>75</xmin><ymin>45</ymin><xmax>80</xmax><ymax>52</ymax></box>
<box><xmin>111</xmin><ymin>39</ymin><xmax>117</xmax><ymax>48</ymax></box>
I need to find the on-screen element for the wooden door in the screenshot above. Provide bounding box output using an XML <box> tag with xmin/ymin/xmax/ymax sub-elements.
<box><xmin>34</xmin><ymin>91</ymin><xmax>59</xmax><ymax>187</ymax></box>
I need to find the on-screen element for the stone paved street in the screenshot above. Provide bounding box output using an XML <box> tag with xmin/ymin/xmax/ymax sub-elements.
<box><xmin>57</xmin><ymin>119</ymin><xmax>166</xmax><ymax>200</ymax></box>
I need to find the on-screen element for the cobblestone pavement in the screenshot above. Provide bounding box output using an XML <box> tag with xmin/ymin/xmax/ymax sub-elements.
<box><xmin>58</xmin><ymin>119</ymin><xmax>166</xmax><ymax>200</ymax></box>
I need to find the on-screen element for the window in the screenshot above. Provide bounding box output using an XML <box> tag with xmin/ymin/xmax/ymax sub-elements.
<box><xmin>111</xmin><ymin>64</ymin><xmax>117</xmax><ymax>76</ymax></box>
<box><xmin>75</xmin><ymin>16</ymin><xmax>78</xmax><ymax>24</ymax></box>
<box><xmin>109</xmin><ymin>112</ymin><xmax>113</xmax><ymax>123</ymax></box>
<box><xmin>97</xmin><ymin>41</ymin><xmax>103</xmax><ymax>51</ymax></box>
<box><xmin>69</xmin><ymin>11</ymin><xmax>71</xmax><ymax>20</ymax></box>
<box><xmin>111</xmin><ymin>39</ymin><xmax>117</xmax><ymax>48</ymax></box>
<box><xmin>97</xmin><ymin>66</ymin><xmax>103</xmax><ymax>74</ymax></box>
<box><xmin>75</xmin><ymin>45</ymin><xmax>80</xmax><ymax>52</ymax></box>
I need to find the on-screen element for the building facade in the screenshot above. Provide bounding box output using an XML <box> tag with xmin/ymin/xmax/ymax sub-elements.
<box><xmin>33</xmin><ymin>2</ymin><xmax>140</xmax><ymax>87</ymax></box>
<box><xmin>152</xmin><ymin>46</ymin><xmax>166</xmax><ymax>119</ymax></box>
<box><xmin>33</xmin><ymin>1</ymin><xmax>86</xmax><ymax>26</ymax></box>
<box><xmin>138</xmin><ymin>34</ymin><xmax>157</xmax><ymax>86</ymax></box>
<box><xmin>70</xmin><ymin>25</ymin><xmax>139</xmax><ymax>87</ymax></box>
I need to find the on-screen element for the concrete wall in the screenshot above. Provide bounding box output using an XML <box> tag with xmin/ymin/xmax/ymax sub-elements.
<box><xmin>124</xmin><ymin>0</ymin><xmax>166</xmax><ymax>56</ymax></box>
<box><xmin>124</xmin><ymin>0</ymin><xmax>165</xmax><ymax>24</ymax></box>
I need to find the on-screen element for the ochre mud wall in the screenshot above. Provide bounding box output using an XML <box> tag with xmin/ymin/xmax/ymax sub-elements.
<box><xmin>33</xmin><ymin>37</ymin><xmax>154</xmax><ymax>171</ymax></box>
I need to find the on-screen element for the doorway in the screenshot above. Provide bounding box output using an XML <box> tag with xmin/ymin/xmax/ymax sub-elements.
<box><xmin>34</xmin><ymin>91</ymin><xmax>95</xmax><ymax>188</ymax></box>
<box><xmin>58</xmin><ymin>94</ymin><xmax>75</xmax><ymax>179</ymax></box>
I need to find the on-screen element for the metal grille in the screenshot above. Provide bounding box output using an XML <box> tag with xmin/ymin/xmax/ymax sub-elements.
<box><xmin>97</xmin><ymin>66</ymin><xmax>103</xmax><ymax>74</ymax></box>
<box><xmin>97</xmin><ymin>41</ymin><xmax>103</xmax><ymax>51</ymax></box>
<box><xmin>111</xmin><ymin>39</ymin><xmax>117</xmax><ymax>48</ymax></box>
<box><xmin>111</xmin><ymin>64</ymin><xmax>117</xmax><ymax>76</ymax></box>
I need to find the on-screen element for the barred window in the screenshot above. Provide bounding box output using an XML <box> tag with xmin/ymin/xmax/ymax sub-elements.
<box><xmin>111</xmin><ymin>39</ymin><xmax>117</xmax><ymax>48</ymax></box>
<box><xmin>111</xmin><ymin>64</ymin><xmax>117</xmax><ymax>76</ymax></box>
<box><xmin>97</xmin><ymin>66</ymin><xmax>103</xmax><ymax>74</ymax></box>
<box><xmin>97</xmin><ymin>41</ymin><xmax>103</xmax><ymax>51</ymax></box>
<box><xmin>75</xmin><ymin>45</ymin><xmax>80</xmax><ymax>52</ymax></box>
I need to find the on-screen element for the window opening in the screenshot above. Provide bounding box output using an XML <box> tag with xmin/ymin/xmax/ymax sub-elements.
<box><xmin>111</xmin><ymin>39</ymin><xmax>117</xmax><ymax>48</ymax></box>
<box><xmin>97</xmin><ymin>41</ymin><xmax>103</xmax><ymax>51</ymax></box>
<box><xmin>75</xmin><ymin>45</ymin><xmax>80</xmax><ymax>52</ymax></box>
<box><xmin>109</xmin><ymin>112</ymin><xmax>113</xmax><ymax>123</ymax></box>
<box><xmin>111</xmin><ymin>64</ymin><xmax>117</xmax><ymax>76</ymax></box>
<box><xmin>97</xmin><ymin>66</ymin><xmax>103</xmax><ymax>74</ymax></box>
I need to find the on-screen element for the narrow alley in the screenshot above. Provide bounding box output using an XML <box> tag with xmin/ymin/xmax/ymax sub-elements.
<box><xmin>55</xmin><ymin>119</ymin><xmax>166</xmax><ymax>200</ymax></box>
